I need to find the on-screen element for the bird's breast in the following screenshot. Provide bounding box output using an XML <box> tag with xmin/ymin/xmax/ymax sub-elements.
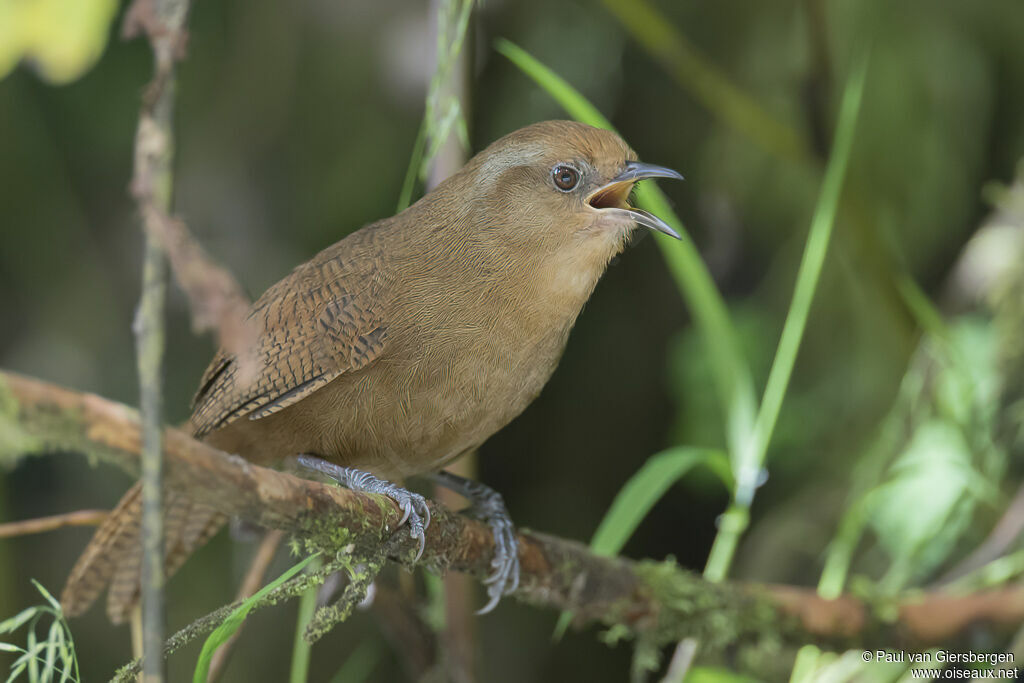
<box><xmin>250</xmin><ymin>240</ymin><xmax>615</xmax><ymax>479</ymax></box>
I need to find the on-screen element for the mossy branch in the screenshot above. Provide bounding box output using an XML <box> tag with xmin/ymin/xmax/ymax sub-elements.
<box><xmin>3</xmin><ymin>369</ymin><xmax>1024</xmax><ymax>671</ymax></box>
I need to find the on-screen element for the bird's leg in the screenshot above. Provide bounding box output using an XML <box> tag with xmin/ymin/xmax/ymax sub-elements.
<box><xmin>296</xmin><ymin>455</ymin><xmax>431</xmax><ymax>561</ymax></box>
<box><xmin>430</xmin><ymin>470</ymin><xmax>519</xmax><ymax>614</ymax></box>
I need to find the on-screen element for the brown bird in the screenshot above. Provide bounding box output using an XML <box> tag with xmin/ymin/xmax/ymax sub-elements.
<box><xmin>61</xmin><ymin>120</ymin><xmax>682</xmax><ymax>619</ymax></box>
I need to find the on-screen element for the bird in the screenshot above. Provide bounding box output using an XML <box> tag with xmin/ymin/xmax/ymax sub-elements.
<box><xmin>61</xmin><ymin>119</ymin><xmax>683</xmax><ymax>620</ymax></box>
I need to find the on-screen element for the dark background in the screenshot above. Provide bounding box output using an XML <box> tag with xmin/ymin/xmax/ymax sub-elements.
<box><xmin>2</xmin><ymin>0</ymin><xmax>1024</xmax><ymax>680</ymax></box>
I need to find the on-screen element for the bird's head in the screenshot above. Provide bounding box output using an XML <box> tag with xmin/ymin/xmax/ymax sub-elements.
<box><xmin>454</xmin><ymin>121</ymin><xmax>682</xmax><ymax>257</ymax></box>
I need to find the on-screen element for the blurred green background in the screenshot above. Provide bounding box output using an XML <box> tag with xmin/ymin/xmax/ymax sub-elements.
<box><xmin>2</xmin><ymin>0</ymin><xmax>1024</xmax><ymax>681</ymax></box>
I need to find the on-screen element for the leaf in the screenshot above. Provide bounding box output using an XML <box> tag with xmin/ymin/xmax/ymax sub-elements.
<box><xmin>589</xmin><ymin>447</ymin><xmax>731</xmax><ymax>556</ymax></box>
<box><xmin>5</xmin><ymin>662</ymin><xmax>26</xmax><ymax>683</ymax></box>
<box><xmin>684</xmin><ymin>666</ymin><xmax>762</xmax><ymax>683</ymax></box>
<box><xmin>788</xmin><ymin>645</ymin><xmax>827</xmax><ymax>683</ymax></box>
<box><xmin>25</xmin><ymin>622</ymin><xmax>38</xmax><ymax>682</ymax></box>
<box><xmin>0</xmin><ymin>0</ymin><xmax>120</xmax><ymax>85</ymax></box>
<box><xmin>785</xmin><ymin>650</ymin><xmax>891</xmax><ymax>683</ymax></box>
<box><xmin>29</xmin><ymin>582</ymin><xmax>60</xmax><ymax>614</ymax></box>
<box><xmin>11</xmin><ymin>642</ymin><xmax>47</xmax><ymax>683</ymax></box>
<box><xmin>868</xmin><ymin>420</ymin><xmax>979</xmax><ymax>591</ymax></box>
<box><xmin>193</xmin><ymin>553</ymin><xmax>320</xmax><ymax>683</ymax></box>
<box><xmin>57</xmin><ymin>640</ymin><xmax>73</xmax><ymax>683</ymax></box>
<box><xmin>817</xmin><ymin>318</ymin><xmax>1000</xmax><ymax>599</ymax></box>
<box><xmin>41</xmin><ymin>620</ymin><xmax>60</xmax><ymax>683</ymax></box>
<box><xmin>553</xmin><ymin>447</ymin><xmax>729</xmax><ymax>638</ymax></box>
<box><xmin>0</xmin><ymin>609</ymin><xmax>38</xmax><ymax>636</ymax></box>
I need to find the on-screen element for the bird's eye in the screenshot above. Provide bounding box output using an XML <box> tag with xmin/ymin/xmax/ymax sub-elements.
<box><xmin>552</xmin><ymin>165</ymin><xmax>580</xmax><ymax>192</ymax></box>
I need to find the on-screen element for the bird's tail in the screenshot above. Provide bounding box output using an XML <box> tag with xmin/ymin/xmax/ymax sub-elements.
<box><xmin>60</xmin><ymin>481</ymin><xmax>226</xmax><ymax>623</ymax></box>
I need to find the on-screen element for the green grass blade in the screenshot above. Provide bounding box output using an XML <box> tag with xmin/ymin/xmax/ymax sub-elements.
<box><xmin>398</xmin><ymin>0</ymin><xmax>473</xmax><ymax>213</ymax></box>
<box><xmin>789</xmin><ymin>645</ymin><xmax>824</xmax><ymax>683</ymax></box>
<box><xmin>748</xmin><ymin>51</ymin><xmax>869</xmax><ymax>475</ymax></box>
<box><xmin>684</xmin><ymin>668</ymin><xmax>763</xmax><ymax>683</ymax></box>
<box><xmin>27</xmin><ymin>582</ymin><xmax>60</xmax><ymax>614</ymax></box>
<box><xmin>553</xmin><ymin>446</ymin><xmax>730</xmax><ymax>638</ymax></box>
<box><xmin>496</xmin><ymin>37</ymin><xmax>757</xmax><ymax>459</ymax></box>
<box><xmin>396</xmin><ymin>118</ymin><xmax>429</xmax><ymax>213</ymax></box>
<box><xmin>25</xmin><ymin>619</ymin><xmax>38</xmax><ymax>682</ymax></box>
<box><xmin>817</xmin><ymin>495</ymin><xmax>872</xmax><ymax>599</ymax></box>
<box><xmin>57</xmin><ymin>633</ymin><xmax>74</xmax><ymax>683</ymax></box>
<box><xmin>6</xmin><ymin>662</ymin><xmax>26</xmax><ymax>683</ymax></box>
<box><xmin>589</xmin><ymin>447</ymin><xmax>731</xmax><ymax>556</ymax></box>
<box><xmin>289</xmin><ymin>556</ymin><xmax>322</xmax><ymax>683</ymax></box>
<box><xmin>0</xmin><ymin>609</ymin><xmax>38</xmax><ymax>636</ymax></box>
<box><xmin>495</xmin><ymin>39</ymin><xmax>613</xmax><ymax>128</ymax></box>
<box><xmin>194</xmin><ymin>553</ymin><xmax>320</xmax><ymax>683</ymax></box>
<box><xmin>704</xmin><ymin>50</ymin><xmax>870</xmax><ymax>582</ymax></box>
<box><xmin>42</xmin><ymin>620</ymin><xmax>59</xmax><ymax>683</ymax></box>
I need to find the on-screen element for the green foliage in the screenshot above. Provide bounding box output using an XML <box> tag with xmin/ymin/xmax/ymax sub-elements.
<box><xmin>0</xmin><ymin>581</ymin><xmax>80</xmax><ymax>683</ymax></box>
<box><xmin>788</xmin><ymin>647</ymin><xmax>909</xmax><ymax>683</ymax></box>
<box><xmin>193</xmin><ymin>553</ymin><xmax>320</xmax><ymax>683</ymax></box>
<box><xmin>685</xmin><ymin>667</ymin><xmax>763</xmax><ymax>683</ymax></box>
<box><xmin>820</xmin><ymin>316</ymin><xmax>1007</xmax><ymax>598</ymax></box>
<box><xmin>0</xmin><ymin>0</ymin><xmax>118</xmax><ymax>84</ymax></box>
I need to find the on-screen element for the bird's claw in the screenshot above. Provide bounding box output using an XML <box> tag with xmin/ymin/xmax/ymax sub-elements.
<box><xmin>296</xmin><ymin>455</ymin><xmax>430</xmax><ymax>561</ymax></box>
<box><xmin>431</xmin><ymin>470</ymin><xmax>520</xmax><ymax>615</ymax></box>
<box><xmin>476</xmin><ymin>513</ymin><xmax>520</xmax><ymax>614</ymax></box>
<box><xmin>396</xmin><ymin>491</ymin><xmax>430</xmax><ymax>562</ymax></box>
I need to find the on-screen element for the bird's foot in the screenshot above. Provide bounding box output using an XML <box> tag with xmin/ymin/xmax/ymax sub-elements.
<box><xmin>297</xmin><ymin>455</ymin><xmax>430</xmax><ymax>561</ymax></box>
<box><xmin>432</xmin><ymin>470</ymin><xmax>520</xmax><ymax>614</ymax></box>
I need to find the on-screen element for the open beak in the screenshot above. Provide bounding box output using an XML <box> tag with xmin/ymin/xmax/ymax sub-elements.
<box><xmin>585</xmin><ymin>162</ymin><xmax>684</xmax><ymax>240</ymax></box>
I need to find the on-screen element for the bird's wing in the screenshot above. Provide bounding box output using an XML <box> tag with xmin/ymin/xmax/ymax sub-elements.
<box><xmin>189</xmin><ymin>248</ymin><xmax>387</xmax><ymax>438</ymax></box>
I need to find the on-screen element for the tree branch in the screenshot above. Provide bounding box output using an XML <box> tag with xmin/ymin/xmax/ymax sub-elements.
<box><xmin>3</xmin><ymin>369</ymin><xmax>1023</xmax><ymax>667</ymax></box>
<box><xmin>0</xmin><ymin>510</ymin><xmax>108</xmax><ymax>538</ymax></box>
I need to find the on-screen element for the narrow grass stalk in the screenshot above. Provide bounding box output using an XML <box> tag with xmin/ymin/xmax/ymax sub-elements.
<box><xmin>193</xmin><ymin>553</ymin><xmax>320</xmax><ymax>683</ymax></box>
<box><xmin>397</xmin><ymin>0</ymin><xmax>473</xmax><ymax>213</ymax></box>
<box><xmin>396</xmin><ymin>119</ymin><xmax>429</xmax><ymax>213</ymax></box>
<box><xmin>704</xmin><ymin>51</ymin><xmax>870</xmax><ymax>582</ymax></box>
<box><xmin>289</xmin><ymin>568</ymin><xmax>319</xmax><ymax>683</ymax></box>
